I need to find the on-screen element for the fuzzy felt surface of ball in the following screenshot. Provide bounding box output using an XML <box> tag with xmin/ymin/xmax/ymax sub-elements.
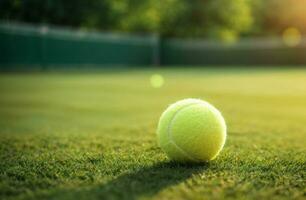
<box><xmin>157</xmin><ymin>98</ymin><xmax>227</xmax><ymax>162</ymax></box>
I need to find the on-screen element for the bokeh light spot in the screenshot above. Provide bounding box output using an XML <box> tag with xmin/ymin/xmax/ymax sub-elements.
<box><xmin>40</xmin><ymin>26</ymin><xmax>49</xmax><ymax>35</ymax></box>
<box><xmin>219</xmin><ymin>29</ymin><xmax>238</xmax><ymax>45</ymax></box>
<box><xmin>150</xmin><ymin>74</ymin><xmax>164</xmax><ymax>88</ymax></box>
<box><xmin>282</xmin><ymin>27</ymin><xmax>301</xmax><ymax>47</ymax></box>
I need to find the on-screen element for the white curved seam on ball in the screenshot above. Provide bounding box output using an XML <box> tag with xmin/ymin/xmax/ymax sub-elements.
<box><xmin>167</xmin><ymin>103</ymin><xmax>201</xmax><ymax>162</ymax></box>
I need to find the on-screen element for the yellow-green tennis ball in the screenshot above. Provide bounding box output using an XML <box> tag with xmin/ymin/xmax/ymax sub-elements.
<box><xmin>157</xmin><ymin>98</ymin><xmax>227</xmax><ymax>162</ymax></box>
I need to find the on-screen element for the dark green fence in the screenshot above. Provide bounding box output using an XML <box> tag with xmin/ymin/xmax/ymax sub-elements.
<box><xmin>161</xmin><ymin>38</ymin><xmax>306</xmax><ymax>65</ymax></box>
<box><xmin>1</xmin><ymin>22</ymin><xmax>306</xmax><ymax>69</ymax></box>
<box><xmin>0</xmin><ymin>23</ymin><xmax>158</xmax><ymax>70</ymax></box>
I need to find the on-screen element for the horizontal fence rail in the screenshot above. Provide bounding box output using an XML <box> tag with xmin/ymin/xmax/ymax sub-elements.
<box><xmin>1</xmin><ymin>22</ymin><xmax>306</xmax><ymax>70</ymax></box>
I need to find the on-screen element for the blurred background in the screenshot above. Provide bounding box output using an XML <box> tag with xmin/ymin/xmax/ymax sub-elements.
<box><xmin>1</xmin><ymin>0</ymin><xmax>306</xmax><ymax>68</ymax></box>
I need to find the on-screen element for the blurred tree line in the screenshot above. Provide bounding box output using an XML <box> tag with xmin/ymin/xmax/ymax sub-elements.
<box><xmin>1</xmin><ymin>0</ymin><xmax>305</xmax><ymax>40</ymax></box>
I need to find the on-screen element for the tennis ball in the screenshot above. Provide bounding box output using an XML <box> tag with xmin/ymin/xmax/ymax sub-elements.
<box><xmin>157</xmin><ymin>99</ymin><xmax>226</xmax><ymax>162</ymax></box>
